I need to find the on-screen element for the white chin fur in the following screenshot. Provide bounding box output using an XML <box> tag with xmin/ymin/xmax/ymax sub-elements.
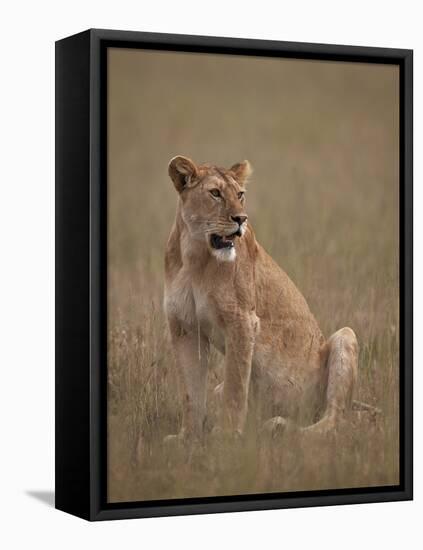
<box><xmin>211</xmin><ymin>247</ymin><xmax>236</xmax><ymax>262</ymax></box>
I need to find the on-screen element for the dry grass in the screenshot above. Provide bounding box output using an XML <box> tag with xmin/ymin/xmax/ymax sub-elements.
<box><xmin>107</xmin><ymin>49</ymin><xmax>399</xmax><ymax>502</ymax></box>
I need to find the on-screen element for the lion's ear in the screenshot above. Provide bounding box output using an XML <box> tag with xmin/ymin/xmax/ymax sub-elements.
<box><xmin>168</xmin><ymin>156</ymin><xmax>199</xmax><ymax>193</ymax></box>
<box><xmin>230</xmin><ymin>160</ymin><xmax>252</xmax><ymax>186</ymax></box>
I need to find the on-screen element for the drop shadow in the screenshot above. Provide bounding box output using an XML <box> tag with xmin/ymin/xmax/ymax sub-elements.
<box><xmin>26</xmin><ymin>490</ymin><xmax>55</xmax><ymax>508</ymax></box>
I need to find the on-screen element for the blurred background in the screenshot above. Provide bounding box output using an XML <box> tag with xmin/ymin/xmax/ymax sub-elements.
<box><xmin>107</xmin><ymin>47</ymin><xmax>399</xmax><ymax>502</ymax></box>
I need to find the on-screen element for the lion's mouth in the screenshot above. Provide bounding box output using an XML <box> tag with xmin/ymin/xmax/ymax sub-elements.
<box><xmin>210</xmin><ymin>229</ymin><xmax>241</xmax><ymax>250</ymax></box>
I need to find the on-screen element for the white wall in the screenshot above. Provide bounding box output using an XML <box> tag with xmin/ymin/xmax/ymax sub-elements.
<box><xmin>0</xmin><ymin>1</ymin><xmax>420</xmax><ymax>548</ymax></box>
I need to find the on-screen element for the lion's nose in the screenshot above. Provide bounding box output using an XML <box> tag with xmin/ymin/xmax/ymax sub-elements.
<box><xmin>231</xmin><ymin>215</ymin><xmax>248</xmax><ymax>226</ymax></box>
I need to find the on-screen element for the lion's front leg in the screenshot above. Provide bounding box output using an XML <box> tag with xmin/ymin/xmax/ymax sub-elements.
<box><xmin>221</xmin><ymin>315</ymin><xmax>256</xmax><ymax>435</ymax></box>
<box><xmin>168</xmin><ymin>319</ymin><xmax>209</xmax><ymax>443</ymax></box>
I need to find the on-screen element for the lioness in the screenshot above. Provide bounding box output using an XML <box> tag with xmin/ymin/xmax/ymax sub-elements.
<box><xmin>164</xmin><ymin>155</ymin><xmax>358</xmax><ymax>444</ymax></box>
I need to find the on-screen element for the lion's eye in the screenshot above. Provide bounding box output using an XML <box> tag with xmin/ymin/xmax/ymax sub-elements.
<box><xmin>238</xmin><ymin>191</ymin><xmax>245</xmax><ymax>200</ymax></box>
<box><xmin>210</xmin><ymin>189</ymin><xmax>221</xmax><ymax>198</ymax></box>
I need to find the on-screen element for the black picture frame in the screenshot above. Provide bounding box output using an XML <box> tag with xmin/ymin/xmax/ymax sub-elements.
<box><xmin>55</xmin><ymin>28</ymin><xmax>413</xmax><ymax>521</ymax></box>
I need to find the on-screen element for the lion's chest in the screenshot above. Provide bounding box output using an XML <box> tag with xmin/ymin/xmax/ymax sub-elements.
<box><xmin>164</xmin><ymin>273</ymin><xmax>197</xmax><ymax>330</ymax></box>
<box><xmin>192</xmin><ymin>286</ymin><xmax>216</xmax><ymax>323</ymax></box>
<box><xmin>164</xmin><ymin>273</ymin><xmax>224</xmax><ymax>349</ymax></box>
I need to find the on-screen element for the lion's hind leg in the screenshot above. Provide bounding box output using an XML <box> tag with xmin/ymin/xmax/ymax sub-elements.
<box><xmin>302</xmin><ymin>327</ymin><xmax>358</xmax><ymax>435</ymax></box>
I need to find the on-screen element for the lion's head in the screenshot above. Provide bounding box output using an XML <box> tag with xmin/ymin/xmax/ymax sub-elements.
<box><xmin>168</xmin><ymin>155</ymin><xmax>252</xmax><ymax>261</ymax></box>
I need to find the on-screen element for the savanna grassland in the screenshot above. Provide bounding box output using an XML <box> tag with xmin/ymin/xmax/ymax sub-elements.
<box><xmin>107</xmin><ymin>49</ymin><xmax>399</xmax><ymax>502</ymax></box>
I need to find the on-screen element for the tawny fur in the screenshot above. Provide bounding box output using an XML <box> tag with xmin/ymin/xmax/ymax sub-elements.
<box><xmin>164</xmin><ymin>156</ymin><xmax>358</xmax><ymax>442</ymax></box>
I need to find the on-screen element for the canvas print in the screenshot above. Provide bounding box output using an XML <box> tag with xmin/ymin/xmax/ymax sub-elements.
<box><xmin>107</xmin><ymin>48</ymin><xmax>399</xmax><ymax>503</ymax></box>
